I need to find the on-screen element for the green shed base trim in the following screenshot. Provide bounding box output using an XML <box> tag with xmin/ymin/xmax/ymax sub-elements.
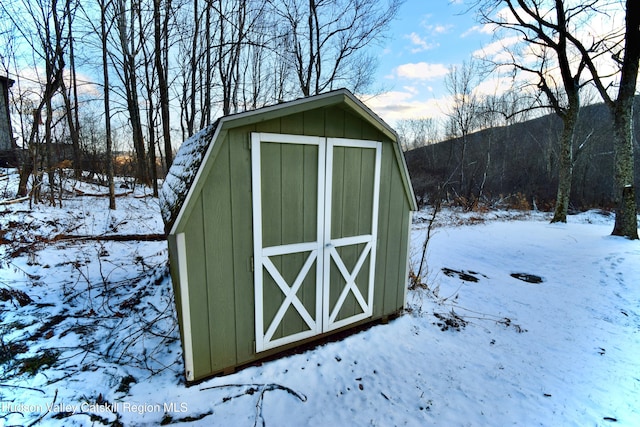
<box><xmin>177</xmin><ymin>232</ymin><xmax>195</xmax><ymax>382</ymax></box>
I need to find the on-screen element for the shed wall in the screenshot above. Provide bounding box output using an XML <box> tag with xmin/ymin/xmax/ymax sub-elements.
<box><xmin>170</xmin><ymin>105</ymin><xmax>412</xmax><ymax>380</ymax></box>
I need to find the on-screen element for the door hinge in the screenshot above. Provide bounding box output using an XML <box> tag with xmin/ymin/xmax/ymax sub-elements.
<box><xmin>249</xmin><ymin>256</ymin><xmax>254</xmax><ymax>272</ymax></box>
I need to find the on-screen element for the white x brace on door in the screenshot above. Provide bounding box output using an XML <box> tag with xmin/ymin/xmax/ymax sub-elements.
<box><xmin>252</xmin><ymin>132</ymin><xmax>381</xmax><ymax>352</ymax></box>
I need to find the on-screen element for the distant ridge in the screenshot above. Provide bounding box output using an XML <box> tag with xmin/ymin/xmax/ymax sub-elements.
<box><xmin>405</xmin><ymin>98</ymin><xmax>640</xmax><ymax>210</ymax></box>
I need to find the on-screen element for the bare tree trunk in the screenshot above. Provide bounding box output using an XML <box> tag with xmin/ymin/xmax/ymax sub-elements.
<box><xmin>185</xmin><ymin>0</ymin><xmax>198</xmax><ymax>137</ymax></box>
<box><xmin>17</xmin><ymin>111</ymin><xmax>39</xmax><ymax>198</ymax></box>
<box><xmin>44</xmin><ymin>73</ymin><xmax>55</xmax><ymax>206</ymax></box>
<box><xmin>202</xmin><ymin>0</ymin><xmax>212</xmax><ymax>127</ymax></box>
<box><xmin>14</xmin><ymin>0</ymin><xmax>67</xmax><ymax>199</ymax></box>
<box><xmin>100</xmin><ymin>0</ymin><xmax>116</xmax><ymax>210</ymax></box>
<box><xmin>147</xmin><ymin>94</ymin><xmax>158</xmax><ymax>197</ymax></box>
<box><xmin>611</xmin><ymin>0</ymin><xmax>639</xmax><ymax>239</ymax></box>
<box><xmin>66</xmin><ymin>1</ymin><xmax>81</xmax><ymax>179</ymax></box>
<box><xmin>154</xmin><ymin>0</ymin><xmax>172</xmax><ymax>168</ymax></box>
<box><xmin>143</xmin><ymin>7</ymin><xmax>159</xmax><ymax>198</ymax></box>
<box><xmin>551</xmin><ymin>111</ymin><xmax>578</xmax><ymax>223</ymax></box>
<box><xmin>117</xmin><ymin>0</ymin><xmax>148</xmax><ymax>186</ymax></box>
<box><xmin>611</xmin><ymin>101</ymin><xmax>637</xmax><ymax>238</ymax></box>
<box><xmin>611</xmin><ymin>98</ymin><xmax>637</xmax><ymax>237</ymax></box>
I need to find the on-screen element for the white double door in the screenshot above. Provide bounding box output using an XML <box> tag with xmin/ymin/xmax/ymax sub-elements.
<box><xmin>251</xmin><ymin>132</ymin><xmax>381</xmax><ymax>352</ymax></box>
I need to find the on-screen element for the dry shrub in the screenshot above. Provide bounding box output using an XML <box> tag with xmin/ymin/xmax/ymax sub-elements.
<box><xmin>491</xmin><ymin>192</ymin><xmax>532</xmax><ymax>211</ymax></box>
<box><xmin>508</xmin><ymin>192</ymin><xmax>531</xmax><ymax>210</ymax></box>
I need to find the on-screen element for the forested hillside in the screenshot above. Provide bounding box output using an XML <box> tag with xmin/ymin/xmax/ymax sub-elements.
<box><xmin>405</xmin><ymin>98</ymin><xmax>640</xmax><ymax>211</ymax></box>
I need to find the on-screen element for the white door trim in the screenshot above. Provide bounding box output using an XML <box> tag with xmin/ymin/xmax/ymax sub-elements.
<box><xmin>252</xmin><ymin>133</ymin><xmax>325</xmax><ymax>352</ymax></box>
<box><xmin>322</xmin><ymin>138</ymin><xmax>382</xmax><ymax>332</ymax></box>
<box><xmin>252</xmin><ymin>133</ymin><xmax>381</xmax><ymax>351</ymax></box>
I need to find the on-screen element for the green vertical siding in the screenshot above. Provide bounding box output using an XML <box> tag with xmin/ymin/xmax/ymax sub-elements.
<box><xmin>183</xmin><ymin>195</ymin><xmax>211</xmax><ymax>379</ymax></box>
<box><xmin>201</xmin><ymin>141</ymin><xmax>236</xmax><ymax>371</ymax></box>
<box><xmin>227</xmin><ymin>129</ymin><xmax>255</xmax><ymax>365</ymax></box>
<box><xmin>280</xmin><ymin>112</ymin><xmax>304</xmax><ymax>134</ymax></box>
<box><xmin>343</xmin><ymin>109</ymin><xmax>364</xmax><ymax>139</ymax></box>
<box><xmin>324</xmin><ymin>108</ymin><xmax>345</xmax><ymax>137</ymax></box>
<box><xmin>257</xmin><ymin>139</ymin><xmax>319</xmax><ymax>342</ymax></box>
<box><xmin>374</xmin><ymin>142</ymin><xmax>411</xmax><ymax>316</ymax></box>
<box><xmin>328</xmin><ymin>143</ymin><xmax>377</xmax><ymax>321</ymax></box>
<box><xmin>172</xmin><ymin>104</ymin><xmax>413</xmax><ymax>380</ymax></box>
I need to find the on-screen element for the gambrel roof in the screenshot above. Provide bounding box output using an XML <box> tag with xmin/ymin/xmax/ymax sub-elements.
<box><xmin>159</xmin><ymin>88</ymin><xmax>417</xmax><ymax>235</ymax></box>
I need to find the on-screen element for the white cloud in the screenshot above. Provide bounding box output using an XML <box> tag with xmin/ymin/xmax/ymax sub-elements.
<box><xmin>473</xmin><ymin>35</ymin><xmax>521</xmax><ymax>61</ymax></box>
<box><xmin>462</xmin><ymin>24</ymin><xmax>495</xmax><ymax>38</ymax></box>
<box><xmin>431</xmin><ymin>24</ymin><xmax>449</xmax><ymax>35</ymax></box>
<box><xmin>418</xmin><ymin>14</ymin><xmax>452</xmax><ymax>35</ymax></box>
<box><xmin>472</xmin><ymin>76</ymin><xmax>518</xmax><ymax>97</ymax></box>
<box><xmin>395</xmin><ymin>62</ymin><xmax>449</xmax><ymax>81</ymax></box>
<box><xmin>360</xmin><ymin>90</ymin><xmax>453</xmax><ymax>124</ymax></box>
<box><xmin>13</xmin><ymin>68</ymin><xmax>101</xmax><ymax>100</ymax></box>
<box><xmin>405</xmin><ymin>32</ymin><xmax>437</xmax><ymax>53</ymax></box>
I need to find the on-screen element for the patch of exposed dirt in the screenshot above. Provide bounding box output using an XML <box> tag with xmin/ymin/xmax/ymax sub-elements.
<box><xmin>511</xmin><ymin>273</ymin><xmax>544</xmax><ymax>283</ymax></box>
<box><xmin>433</xmin><ymin>310</ymin><xmax>468</xmax><ymax>331</ymax></box>
<box><xmin>442</xmin><ymin>267</ymin><xmax>487</xmax><ymax>283</ymax></box>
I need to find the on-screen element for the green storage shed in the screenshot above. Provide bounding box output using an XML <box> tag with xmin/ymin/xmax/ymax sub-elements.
<box><xmin>160</xmin><ymin>89</ymin><xmax>417</xmax><ymax>382</ymax></box>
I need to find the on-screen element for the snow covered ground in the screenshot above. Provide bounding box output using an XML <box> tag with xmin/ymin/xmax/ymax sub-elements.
<box><xmin>1</xmin><ymin>169</ymin><xmax>639</xmax><ymax>426</ymax></box>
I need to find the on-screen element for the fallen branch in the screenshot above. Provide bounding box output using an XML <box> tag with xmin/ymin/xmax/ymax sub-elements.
<box><xmin>0</xmin><ymin>383</ymin><xmax>46</xmax><ymax>394</ymax></box>
<box><xmin>74</xmin><ymin>188</ymin><xmax>133</xmax><ymax>197</ymax></box>
<box><xmin>201</xmin><ymin>383</ymin><xmax>307</xmax><ymax>427</ymax></box>
<box><xmin>0</xmin><ymin>196</ymin><xmax>30</xmax><ymax>206</ymax></box>
<box><xmin>46</xmin><ymin>233</ymin><xmax>167</xmax><ymax>243</ymax></box>
<box><xmin>6</xmin><ymin>233</ymin><xmax>166</xmax><ymax>259</ymax></box>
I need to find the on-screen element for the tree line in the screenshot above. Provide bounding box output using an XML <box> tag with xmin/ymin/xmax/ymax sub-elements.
<box><xmin>0</xmin><ymin>0</ymin><xmax>401</xmax><ymax>207</ymax></box>
<box><xmin>1</xmin><ymin>0</ymin><xmax>637</xmax><ymax>239</ymax></box>
<box><xmin>404</xmin><ymin>98</ymin><xmax>640</xmax><ymax>213</ymax></box>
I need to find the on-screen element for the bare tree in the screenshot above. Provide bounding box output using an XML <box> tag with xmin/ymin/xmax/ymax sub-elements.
<box><xmin>153</xmin><ymin>0</ymin><xmax>172</xmax><ymax>168</ymax></box>
<box><xmin>565</xmin><ymin>0</ymin><xmax>638</xmax><ymax>239</ymax></box>
<box><xmin>269</xmin><ymin>0</ymin><xmax>403</xmax><ymax>97</ymax></box>
<box><xmin>178</xmin><ymin>0</ymin><xmax>201</xmax><ymax>138</ymax></box>
<box><xmin>98</xmin><ymin>0</ymin><xmax>116</xmax><ymax>209</ymax></box>
<box><xmin>472</xmin><ymin>0</ymin><xmax>596</xmax><ymax>223</ymax></box>
<box><xmin>114</xmin><ymin>0</ymin><xmax>149</xmax><ymax>186</ymax></box>
<box><xmin>445</xmin><ymin>59</ymin><xmax>482</xmax><ymax>199</ymax></box>
<box><xmin>608</xmin><ymin>0</ymin><xmax>639</xmax><ymax>239</ymax></box>
<box><xmin>176</xmin><ymin>0</ymin><xmax>220</xmax><ymax>137</ymax></box>
<box><xmin>216</xmin><ymin>0</ymin><xmax>247</xmax><ymax>115</ymax></box>
<box><xmin>396</xmin><ymin>117</ymin><xmax>440</xmax><ymax>151</ymax></box>
<box><xmin>201</xmin><ymin>0</ymin><xmax>214</xmax><ymax>128</ymax></box>
<box><xmin>2</xmin><ymin>0</ymin><xmax>71</xmax><ymax>201</ymax></box>
<box><xmin>59</xmin><ymin>0</ymin><xmax>82</xmax><ymax>180</ymax></box>
<box><xmin>476</xmin><ymin>0</ymin><xmax>637</xmax><ymax>237</ymax></box>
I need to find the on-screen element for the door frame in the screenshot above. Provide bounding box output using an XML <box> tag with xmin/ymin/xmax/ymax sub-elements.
<box><xmin>251</xmin><ymin>132</ymin><xmax>381</xmax><ymax>352</ymax></box>
<box><xmin>251</xmin><ymin>132</ymin><xmax>325</xmax><ymax>352</ymax></box>
<box><xmin>322</xmin><ymin>137</ymin><xmax>382</xmax><ymax>332</ymax></box>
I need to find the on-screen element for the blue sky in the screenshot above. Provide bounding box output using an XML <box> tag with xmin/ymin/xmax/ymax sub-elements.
<box><xmin>364</xmin><ymin>0</ymin><xmax>494</xmax><ymax>125</ymax></box>
<box><xmin>364</xmin><ymin>0</ymin><xmax>629</xmax><ymax>128</ymax></box>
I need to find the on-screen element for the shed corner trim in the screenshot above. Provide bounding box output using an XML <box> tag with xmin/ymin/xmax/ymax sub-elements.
<box><xmin>176</xmin><ymin>232</ymin><xmax>195</xmax><ymax>381</ymax></box>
